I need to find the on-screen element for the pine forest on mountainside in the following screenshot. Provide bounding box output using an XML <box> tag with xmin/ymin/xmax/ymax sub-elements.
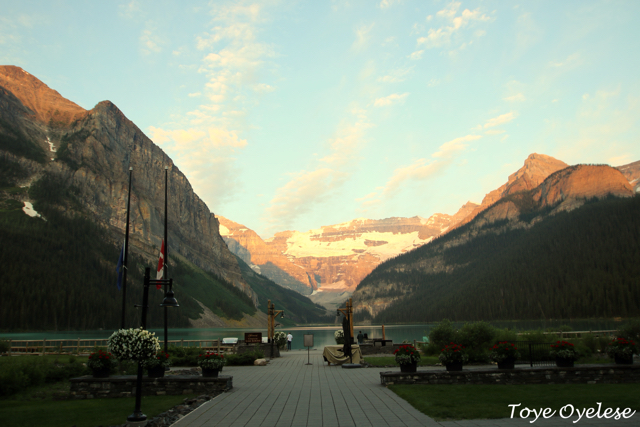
<box><xmin>355</xmin><ymin>194</ymin><xmax>640</xmax><ymax>324</ymax></box>
<box><xmin>0</xmin><ymin>163</ymin><xmax>322</xmax><ymax>331</ymax></box>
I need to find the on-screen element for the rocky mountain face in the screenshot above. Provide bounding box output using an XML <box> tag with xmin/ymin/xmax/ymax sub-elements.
<box><xmin>218</xmin><ymin>203</ymin><xmax>478</xmax><ymax>309</ymax></box>
<box><xmin>0</xmin><ymin>66</ymin><xmax>257</xmax><ymax>326</ymax></box>
<box><xmin>351</xmin><ymin>162</ymin><xmax>637</xmax><ymax>318</ymax></box>
<box><xmin>455</xmin><ymin>153</ymin><xmax>569</xmax><ymax>228</ymax></box>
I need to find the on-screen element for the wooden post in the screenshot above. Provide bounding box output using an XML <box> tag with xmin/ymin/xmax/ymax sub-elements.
<box><xmin>382</xmin><ymin>324</ymin><xmax>386</xmax><ymax>340</ymax></box>
<box><xmin>217</xmin><ymin>339</ymin><xmax>220</xmax><ymax>353</ymax></box>
<box><xmin>8</xmin><ymin>339</ymin><xmax>11</xmax><ymax>356</ymax></box>
<box><xmin>42</xmin><ymin>339</ymin><xmax>46</xmax><ymax>356</ymax></box>
<box><xmin>348</xmin><ymin>298</ymin><xmax>354</xmax><ymax>341</ymax></box>
<box><xmin>77</xmin><ymin>338</ymin><xmax>80</xmax><ymax>354</ymax></box>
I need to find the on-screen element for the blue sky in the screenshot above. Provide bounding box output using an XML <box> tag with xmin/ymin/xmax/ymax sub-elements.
<box><xmin>2</xmin><ymin>0</ymin><xmax>639</xmax><ymax>237</ymax></box>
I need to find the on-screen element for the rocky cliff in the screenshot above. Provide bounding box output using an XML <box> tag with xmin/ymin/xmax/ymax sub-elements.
<box><xmin>0</xmin><ymin>66</ymin><xmax>257</xmax><ymax>326</ymax></box>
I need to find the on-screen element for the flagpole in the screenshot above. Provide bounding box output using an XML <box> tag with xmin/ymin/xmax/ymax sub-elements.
<box><xmin>163</xmin><ymin>166</ymin><xmax>169</xmax><ymax>351</ymax></box>
<box><xmin>121</xmin><ymin>167</ymin><xmax>133</xmax><ymax>329</ymax></box>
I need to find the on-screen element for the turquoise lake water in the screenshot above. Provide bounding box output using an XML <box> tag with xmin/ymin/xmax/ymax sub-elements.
<box><xmin>0</xmin><ymin>319</ymin><xmax>623</xmax><ymax>351</ymax></box>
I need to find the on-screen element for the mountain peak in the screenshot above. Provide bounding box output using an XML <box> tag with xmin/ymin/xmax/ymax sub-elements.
<box><xmin>0</xmin><ymin>65</ymin><xmax>86</xmax><ymax>126</ymax></box>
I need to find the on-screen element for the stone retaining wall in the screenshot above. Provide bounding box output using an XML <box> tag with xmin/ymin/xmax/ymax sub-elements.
<box><xmin>69</xmin><ymin>375</ymin><xmax>232</xmax><ymax>399</ymax></box>
<box><xmin>380</xmin><ymin>364</ymin><xmax>640</xmax><ymax>386</ymax></box>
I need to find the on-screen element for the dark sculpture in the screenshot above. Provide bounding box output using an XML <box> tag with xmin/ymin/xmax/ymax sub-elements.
<box><xmin>342</xmin><ymin>316</ymin><xmax>352</xmax><ymax>364</ymax></box>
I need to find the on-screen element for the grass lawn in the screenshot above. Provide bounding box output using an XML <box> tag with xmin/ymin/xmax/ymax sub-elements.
<box><xmin>0</xmin><ymin>393</ymin><xmax>193</xmax><ymax>427</ymax></box>
<box><xmin>364</xmin><ymin>356</ymin><xmax>440</xmax><ymax>366</ymax></box>
<box><xmin>388</xmin><ymin>384</ymin><xmax>640</xmax><ymax>421</ymax></box>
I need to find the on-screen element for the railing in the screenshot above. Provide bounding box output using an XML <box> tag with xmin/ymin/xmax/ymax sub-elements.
<box><xmin>516</xmin><ymin>330</ymin><xmax>616</xmax><ymax>339</ymax></box>
<box><xmin>3</xmin><ymin>338</ymin><xmax>237</xmax><ymax>356</ymax></box>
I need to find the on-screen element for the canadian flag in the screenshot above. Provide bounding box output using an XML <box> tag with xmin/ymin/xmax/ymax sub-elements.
<box><xmin>156</xmin><ymin>239</ymin><xmax>164</xmax><ymax>288</ymax></box>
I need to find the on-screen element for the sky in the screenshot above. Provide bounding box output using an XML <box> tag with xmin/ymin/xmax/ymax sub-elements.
<box><xmin>2</xmin><ymin>0</ymin><xmax>640</xmax><ymax>238</ymax></box>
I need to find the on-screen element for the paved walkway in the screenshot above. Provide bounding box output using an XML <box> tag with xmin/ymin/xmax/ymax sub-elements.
<box><xmin>173</xmin><ymin>350</ymin><xmax>637</xmax><ymax>427</ymax></box>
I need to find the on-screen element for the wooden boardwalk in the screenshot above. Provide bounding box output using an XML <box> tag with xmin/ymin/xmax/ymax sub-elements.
<box><xmin>173</xmin><ymin>350</ymin><xmax>638</xmax><ymax>427</ymax></box>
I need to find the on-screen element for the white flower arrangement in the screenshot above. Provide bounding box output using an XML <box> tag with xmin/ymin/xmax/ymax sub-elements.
<box><xmin>273</xmin><ymin>331</ymin><xmax>287</xmax><ymax>349</ymax></box>
<box><xmin>334</xmin><ymin>330</ymin><xmax>345</xmax><ymax>344</ymax></box>
<box><xmin>108</xmin><ymin>327</ymin><xmax>160</xmax><ymax>362</ymax></box>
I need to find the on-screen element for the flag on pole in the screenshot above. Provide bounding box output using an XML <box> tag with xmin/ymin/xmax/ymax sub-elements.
<box><xmin>116</xmin><ymin>241</ymin><xmax>125</xmax><ymax>290</ymax></box>
<box><xmin>156</xmin><ymin>239</ymin><xmax>164</xmax><ymax>288</ymax></box>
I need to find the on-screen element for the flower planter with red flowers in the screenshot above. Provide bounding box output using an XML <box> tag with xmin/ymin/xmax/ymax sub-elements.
<box><xmin>144</xmin><ymin>350</ymin><xmax>171</xmax><ymax>377</ymax></box>
<box><xmin>549</xmin><ymin>341</ymin><xmax>579</xmax><ymax>367</ymax></box>
<box><xmin>394</xmin><ymin>344</ymin><xmax>421</xmax><ymax>372</ymax></box>
<box><xmin>606</xmin><ymin>337</ymin><xmax>637</xmax><ymax>365</ymax></box>
<box><xmin>87</xmin><ymin>349</ymin><xmax>116</xmax><ymax>378</ymax></box>
<box><xmin>489</xmin><ymin>342</ymin><xmax>520</xmax><ymax>369</ymax></box>
<box><xmin>438</xmin><ymin>343</ymin><xmax>468</xmax><ymax>371</ymax></box>
<box><xmin>198</xmin><ymin>352</ymin><xmax>225</xmax><ymax>377</ymax></box>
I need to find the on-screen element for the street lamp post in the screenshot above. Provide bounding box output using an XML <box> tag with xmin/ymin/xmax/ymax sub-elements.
<box><xmin>267</xmin><ymin>300</ymin><xmax>284</xmax><ymax>358</ymax></box>
<box><xmin>336</xmin><ymin>298</ymin><xmax>354</xmax><ymax>344</ymax></box>
<box><xmin>127</xmin><ymin>268</ymin><xmax>178</xmax><ymax>424</ymax></box>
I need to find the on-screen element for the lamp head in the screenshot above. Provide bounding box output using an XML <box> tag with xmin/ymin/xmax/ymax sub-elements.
<box><xmin>160</xmin><ymin>288</ymin><xmax>179</xmax><ymax>308</ymax></box>
<box><xmin>280</xmin><ymin>312</ymin><xmax>285</xmax><ymax>318</ymax></box>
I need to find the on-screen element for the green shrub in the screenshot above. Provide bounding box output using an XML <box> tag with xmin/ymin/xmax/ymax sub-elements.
<box><xmin>225</xmin><ymin>350</ymin><xmax>264</xmax><ymax>366</ymax></box>
<box><xmin>457</xmin><ymin>321</ymin><xmax>496</xmax><ymax>363</ymax></box>
<box><xmin>494</xmin><ymin>328</ymin><xmax>518</xmax><ymax>343</ymax></box>
<box><xmin>618</xmin><ymin>319</ymin><xmax>640</xmax><ymax>342</ymax></box>
<box><xmin>0</xmin><ymin>369</ymin><xmax>28</xmax><ymax>396</ymax></box>
<box><xmin>426</xmin><ymin>319</ymin><xmax>458</xmax><ymax>355</ymax></box>
<box><xmin>0</xmin><ymin>340</ymin><xmax>10</xmax><ymax>354</ymax></box>
<box><xmin>167</xmin><ymin>345</ymin><xmax>200</xmax><ymax>367</ymax></box>
<box><xmin>0</xmin><ymin>357</ymin><xmax>89</xmax><ymax>397</ymax></box>
<box><xmin>516</xmin><ymin>330</ymin><xmax>550</xmax><ymax>343</ymax></box>
<box><xmin>426</xmin><ymin>319</ymin><xmax>498</xmax><ymax>362</ymax></box>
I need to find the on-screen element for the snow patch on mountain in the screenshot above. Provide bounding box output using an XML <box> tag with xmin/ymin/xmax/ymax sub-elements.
<box><xmin>284</xmin><ymin>229</ymin><xmax>423</xmax><ymax>262</ymax></box>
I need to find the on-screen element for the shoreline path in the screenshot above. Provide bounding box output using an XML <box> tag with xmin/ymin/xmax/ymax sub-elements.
<box><xmin>173</xmin><ymin>350</ymin><xmax>636</xmax><ymax>427</ymax></box>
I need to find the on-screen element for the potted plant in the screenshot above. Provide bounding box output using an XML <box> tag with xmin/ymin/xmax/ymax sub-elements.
<box><xmin>107</xmin><ymin>327</ymin><xmax>160</xmax><ymax>363</ymax></box>
<box><xmin>605</xmin><ymin>337</ymin><xmax>638</xmax><ymax>364</ymax></box>
<box><xmin>198</xmin><ymin>352</ymin><xmax>225</xmax><ymax>377</ymax></box>
<box><xmin>144</xmin><ymin>350</ymin><xmax>171</xmax><ymax>378</ymax></box>
<box><xmin>438</xmin><ymin>342</ymin><xmax>468</xmax><ymax>371</ymax></box>
<box><xmin>489</xmin><ymin>342</ymin><xmax>520</xmax><ymax>369</ymax></box>
<box><xmin>550</xmin><ymin>341</ymin><xmax>578</xmax><ymax>367</ymax></box>
<box><xmin>394</xmin><ymin>344</ymin><xmax>421</xmax><ymax>373</ymax></box>
<box><xmin>334</xmin><ymin>330</ymin><xmax>345</xmax><ymax>345</ymax></box>
<box><xmin>273</xmin><ymin>331</ymin><xmax>287</xmax><ymax>349</ymax></box>
<box><xmin>87</xmin><ymin>349</ymin><xmax>116</xmax><ymax>378</ymax></box>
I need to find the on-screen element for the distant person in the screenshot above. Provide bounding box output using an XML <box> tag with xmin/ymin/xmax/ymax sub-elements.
<box><xmin>357</xmin><ymin>331</ymin><xmax>364</xmax><ymax>344</ymax></box>
<box><xmin>287</xmin><ymin>333</ymin><xmax>293</xmax><ymax>350</ymax></box>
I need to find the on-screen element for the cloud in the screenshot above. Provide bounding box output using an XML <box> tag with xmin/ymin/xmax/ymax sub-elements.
<box><xmin>148</xmin><ymin>125</ymin><xmax>247</xmax><ymax>206</ymax></box>
<box><xmin>140</xmin><ymin>27</ymin><xmax>163</xmax><ymax>54</ymax></box>
<box><xmin>352</xmin><ymin>23</ymin><xmax>375</xmax><ymax>51</ymax></box>
<box><xmin>416</xmin><ymin>2</ymin><xmax>492</xmax><ymax>51</ymax></box>
<box><xmin>373</xmin><ymin>133</ymin><xmax>481</xmax><ymax>201</ymax></box>
<box><xmin>263</xmin><ymin>168</ymin><xmax>350</xmax><ymax>232</ymax></box>
<box><xmin>377</xmin><ymin>66</ymin><xmax>414</xmax><ymax>83</ymax></box>
<box><xmin>320</xmin><ymin>120</ymin><xmax>372</xmax><ymax>166</ymax></box>
<box><xmin>503</xmin><ymin>93</ymin><xmax>525</xmax><ymax>102</ymax></box>
<box><xmin>408</xmin><ymin>50</ymin><xmax>424</xmax><ymax>60</ymax></box>
<box><xmin>432</xmin><ymin>134</ymin><xmax>481</xmax><ymax>158</ymax></box>
<box><xmin>262</xmin><ymin>107</ymin><xmax>372</xmax><ymax>232</ymax></box>
<box><xmin>484</xmin><ymin>112</ymin><xmax>517</xmax><ymax>128</ymax></box>
<box><xmin>188</xmin><ymin>92</ymin><xmax>201</xmax><ymax>97</ymax></box>
<box><xmin>549</xmin><ymin>52</ymin><xmax>581</xmax><ymax>68</ymax></box>
<box><xmin>382</xmin><ymin>159</ymin><xmax>444</xmax><ymax>197</ymax></box>
<box><xmin>379</xmin><ymin>0</ymin><xmax>402</xmax><ymax>9</ymax></box>
<box><xmin>485</xmin><ymin>129</ymin><xmax>506</xmax><ymax>135</ymax></box>
<box><xmin>374</xmin><ymin>92</ymin><xmax>409</xmax><ymax>107</ymax></box>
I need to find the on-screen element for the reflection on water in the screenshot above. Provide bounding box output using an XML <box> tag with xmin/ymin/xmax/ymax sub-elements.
<box><xmin>0</xmin><ymin>319</ymin><xmax>625</xmax><ymax>351</ymax></box>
